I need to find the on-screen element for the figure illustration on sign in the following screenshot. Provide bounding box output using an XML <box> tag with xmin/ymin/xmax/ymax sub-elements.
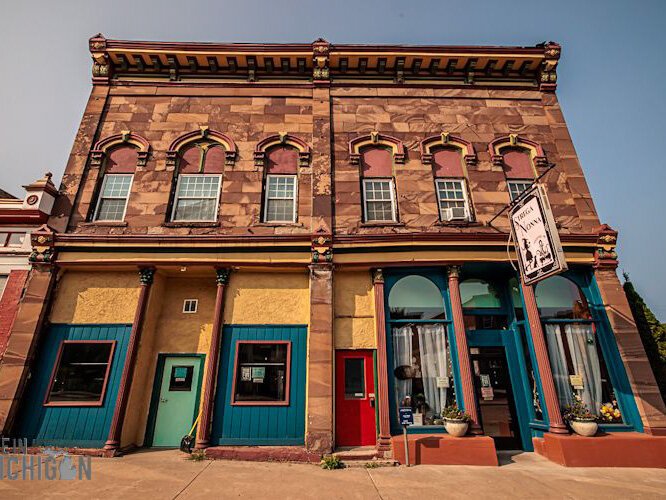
<box><xmin>536</xmin><ymin>238</ymin><xmax>553</xmax><ymax>266</ymax></box>
<box><xmin>522</xmin><ymin>238</ymin><xmax>536</xmax><ymax>271</ymax></box>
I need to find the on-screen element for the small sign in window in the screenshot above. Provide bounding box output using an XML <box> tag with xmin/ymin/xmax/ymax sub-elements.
<box><xmin>183</xmin><ymin>299</ymin><xmax>198</xmax><ymax>313</ymax></box>
<box><xmin>169</xmin><ymin>365</ymin><xmax>194</xmax><ymax>391</ymax></box>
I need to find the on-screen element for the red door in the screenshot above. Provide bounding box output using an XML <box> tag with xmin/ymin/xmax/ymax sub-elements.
<box><xmin>335</xmin><ymin>350</ymin><xmax>377</xmax><ymax>447</ymax></box>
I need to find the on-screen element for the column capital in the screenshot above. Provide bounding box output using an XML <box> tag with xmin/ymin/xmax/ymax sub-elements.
<box><xmin>372</xmin><ymin>268</ymin><xmax>384</xmax><ymax>284</ymax></box>
<box><xmin>447</xmin><ymin>265</ymin><xmax>461</xmax><ymax>279</ymax></box>
<box><xmin>138</xmin><ymin>267</ymin><xmax>155</xmax><ymax>285</ymax></box>
<box><xmin>215</xmin><ymin>267</ymin><xmax>231</xmax><ymax>286</ymax></box>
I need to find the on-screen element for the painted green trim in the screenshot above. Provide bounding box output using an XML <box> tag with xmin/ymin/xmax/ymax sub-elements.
<box><xmin>144</xmin><ymin>353</ymin><xmax>205</xmax><ymax>447</ymax></box>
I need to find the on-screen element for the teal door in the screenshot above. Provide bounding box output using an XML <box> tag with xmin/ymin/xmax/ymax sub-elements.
<box><xmin>148</xmin><ymin>355</ymin><xmax>204</xmax><ymax>447</ymax></box>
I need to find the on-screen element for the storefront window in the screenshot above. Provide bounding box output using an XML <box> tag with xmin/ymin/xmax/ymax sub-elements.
<box><xmin>508</xmin><ymin>277</ymin><xmax>525</xmax><ymax>321</ymax></box>
<box><xmin>461</xmin><ymin>279</ymin><xmax>508</xmax><ymax>330</ymax></box>
<box><xmin>388</xmin><ymin>275</ymin><xmax>454</xmax><ymax>426</ymax></box>
<box><xmin>536</xmin><ymin>276</ymin><xmax>621</xmax><ymax>421</ymax></box>
<box><xmin>233</xmin><ymin>342</ymin><xmax>290</xmax><ymax>404</ymax></box>
<box><xmin>45</xmin><ymin>341</ymin><xmax>115</xmax><ymax>405</ymax></box>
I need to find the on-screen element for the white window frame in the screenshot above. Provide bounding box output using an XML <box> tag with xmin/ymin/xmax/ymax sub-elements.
<box><xmin>435</xmin><ymin>178</ymin><xmax>472</xmax><ymax>222</ymax></box>
<box><xmin>508</xmin><ymin>180</ymin><xmax>534</xmax><ymax>201</ymax></box>
<box><xmin>263</xmin><ymin>174</ymin><xmax>298</xmax><ymax>223</ymax></box>
<box><xmin>182</xmin><ymin>299</ymin><xmax>198</xmax><ymax>314</ymax></box>
<box><xmin>94</xmin><ymin>174</ymin><xmax>134</xmax><ymax>222</ymax></box>
<box><xmin>171</xmin><ymin>174</ymin><xmax>222</xmax><ymax>222</ymax></box>
<box><xmin>362</xmin><ymin>178</ymin><xmax>397</xmax><ymax>223</ymax></box>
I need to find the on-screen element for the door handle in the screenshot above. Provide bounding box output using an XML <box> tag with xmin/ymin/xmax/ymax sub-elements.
<box><xmin>369</xmin><ymin>395</ymin><xmax>375</xmax><ymax>408</ymax></box>
<box><xmin>160</xmin><ymin>397</ymin><xmax>168</xmax><ymax>403</ymax></box>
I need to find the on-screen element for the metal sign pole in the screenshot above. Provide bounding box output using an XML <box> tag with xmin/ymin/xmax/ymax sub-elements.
<box><xmin>403</xmin><ymin>425</ymin><xmax>410</xmax><ymax>467</ymax></box>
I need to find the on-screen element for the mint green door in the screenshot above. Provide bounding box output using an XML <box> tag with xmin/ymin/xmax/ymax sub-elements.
<box><xmin>151</xmin><ymin>355</ymin><xmax>203</xmax><ymax>447</ymax></box>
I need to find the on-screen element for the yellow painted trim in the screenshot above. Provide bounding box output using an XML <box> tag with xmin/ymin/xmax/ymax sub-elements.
<box><xmin>56</xmin><ymin>251</ymin><xmax>311</xmax><ymax>265</ymax></box>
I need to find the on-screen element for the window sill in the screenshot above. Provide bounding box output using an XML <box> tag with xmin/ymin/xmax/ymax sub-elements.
<box><xmin>78</xmin><ymin>221</ymin><xmax>128</xmax><ymax>227</ymax></box>
<box><xmin>435</xmin><ymin>220</ymin><xmax>482</xmax><ymax>228</ymax></box>
<box><xmin>162</xmin><ymin>221</ymin><xmax>220</xmax><ymax>228</ymax></box>
<box><xmin>254</xmin><ymin>222</ymin><xmax>303</xmax><ymax>228</ymax></box>
<box><xmin>360</xmin><ymin>222</ymin><xmax>405</xmax><ymax>228</ymax></box>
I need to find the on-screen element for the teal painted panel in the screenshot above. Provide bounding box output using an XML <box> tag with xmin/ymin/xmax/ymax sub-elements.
<box><xmin>17</xmin><ymin>324</ymin><xmax>131</xmax><ymax>448</ymax></box>
<box><xmin>211</xmin><ymin>325</ymin><xmax>307</xmax><ymax>446</ymax></box>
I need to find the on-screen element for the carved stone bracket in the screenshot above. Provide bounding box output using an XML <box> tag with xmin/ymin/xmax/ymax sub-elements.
<box><xmin>539</xmin><ymin>42</ymin><xmax>561</xmax><ymax>92</ymax></box>
<box><xmin>215</xmin><ymin>267</ymin><xmax>231</xmax><ymax>286</ymax></box>
<box><xmin>312</xmin><ymin>39</ymin><xmax>330</xmax><ymax>83</ymax></box>
<box><xmin>311</xmin><ymin>229</ymin><xmax>333</xmax><ymax>264</ymax></box>
<box><xmin>139</xmin><ymin>267</ymin><xmax>156</xmax><ymax>286</ymax></box>
<box><xmin>594</xmin><ymin>224</ymin><xmax>619</xmax><ymax>269</ymax></box>
<box><xmin>29</xmin><ymin>224</ymin><xmax>56</xmax><ymax>267</ymax></box>
<box><xmin>90</xmin><ymin>33</ymin><xmax>112</xmax><ymax>83</ymax></box>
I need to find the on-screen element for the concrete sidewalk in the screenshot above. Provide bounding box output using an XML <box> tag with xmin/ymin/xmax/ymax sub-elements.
<box><xmin>1</xmin><ymin>449</ymin><xmax>665</xmax><ymax>499</ymax></box>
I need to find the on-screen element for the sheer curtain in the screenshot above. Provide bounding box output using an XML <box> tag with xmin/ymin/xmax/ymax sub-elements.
<box><xmin>566</xmin><ymin>324</ymin><xmax>602</xmax><ymax>412</ymax></box>
<box><xmin>392</xmin><ymin>325</ymin><xmax>413</xmax><ymax>407</ymax></box>
<box><xmin>545</xmin><ymin>324</ymin><xmax>574</xmax><ymax>408</ymax></box>
<box><xmin>416</xmin><ymin>324</ymin><xmax>448</xmax><ymax>417</ymax></box>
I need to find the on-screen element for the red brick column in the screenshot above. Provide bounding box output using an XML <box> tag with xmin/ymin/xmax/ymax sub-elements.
<box><xmin>305</xmin><ymin>264</ymin><xmax>334</xmax><ymax>454</ymax></box>
<box><xmin>447</xmin><ymin>266</ymin><xmax>482</xmax><ymax>434</ymax></box>
<box><xmin>104</xmin><ymin>267</ymin><xmax>155</xmax><ymax>453</ymax></box>
<box><xmin>0</xmin><ymin>270</ymin><xmax>29</xmax><ymax>360</ymax></box>
<box><xmin>372</xmin><ymin>269</ymin><xmax>392</xmax><ymax>452</ymax></box>
<box><xmin>195</xmin><ymin>268</ymin><xmax>230</xmax><ymax>450</ymax></box>
<box><xmin>521</xmin><ymin>282</ymin><xmax>568</xmax><ymax>434</ymax></box>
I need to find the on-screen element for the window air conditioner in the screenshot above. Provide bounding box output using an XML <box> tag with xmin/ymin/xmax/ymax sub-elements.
<box><xmin>443</xmin><ymin>207</ymin><xmax>468</xmax><ymax>221</ymax></box>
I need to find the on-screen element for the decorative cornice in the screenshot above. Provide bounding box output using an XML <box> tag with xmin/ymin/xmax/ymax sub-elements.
<box><xmin>90</xmin><ymin>131</ymin><xmax>151</xmax><ymax>168</ymax></box>
<box><xmin>166</xmin><ymin>127</ymin><xmax>237</xmax><ymax>168</ymax></box>
<box><xmin>420</xmin><ymin>133</ymin><xmax>477</xmax><ymax>167</ymax></box>
<box><xmin>254</xmin><ymin>133</ymin><xmax>311</xmax><ymax>167</ymax></box>
<box><xmin>488</xmin><ymin>134</ymin><xmax>548</xmax><ymax>169</ymax></box>
<box><xmin>349</xmin><ymin>132</ymin><xmax>406</xmax><ymax>165</ymax></box>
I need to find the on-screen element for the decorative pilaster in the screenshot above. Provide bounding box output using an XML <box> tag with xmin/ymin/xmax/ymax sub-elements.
<box><xmin>521</xmin><ymin>282</ymin><xmax>569</xmax><ymax>434</ymax></box>
<box><xmin>447</xmin><ymin>266</ymin><xmax>482</xmax><ymax>435</ymax></box>
<box><xmin>372</xmin><ymin>269</ymin><xmax>392</xmax><ymax>452</ymax></box>
<box><xmin>195</xmin><ymin>268</ymin><xmax>231</xmax><ymax>450</ymax></box>
<box><xmin>104</xmin><ymin>267</ymin><xmax>155</xmax><ymax>453</ymax></box>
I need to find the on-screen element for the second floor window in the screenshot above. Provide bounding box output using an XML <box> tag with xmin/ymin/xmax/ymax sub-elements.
<box><xmin>436</xmin><ymin>179</ymin><xmax>471</xmax><ymax>221</ymax></box>
<box><xmin>363</xmin><ymin>178</ymin><xmax>396</xmax><ymax>222</ymax></box>
<box><xmin>95</xmin><ymin>174</ymin><xmax>133</xmax><ymax>221</ymax></box>
<box><xmin>508</xmin><ymin>180</ymin><xmax>533</xmax><ymax>201</ymax></box>
<box><xmin>264</xmin><ymin>174</ymin><xmax>297</xmax><ymax>223</ymax></box>
<box><xmin>172</xmin><ymin>174</ymin><xmax>221</xmax><ymax>222</ymax></box>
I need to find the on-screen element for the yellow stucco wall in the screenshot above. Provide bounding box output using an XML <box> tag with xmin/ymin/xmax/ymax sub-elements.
<box><xmin>224</xmin><ymin>271</ymin><xmax>309</xmax><ymax>324</ymax></box>
<box><xmin>122</xmin><ymin>275</ymin><xmax>217</xmax><ymax>447</ymax></box>
<box><xmin>50</xmin><ymin>271</ymin><xmax>140</xmax><ymax>324</ymax></box>
<box><xmin>334</xmin><ymin>271</ymin><xmax>376</xmax><ymax>349</ymax></box>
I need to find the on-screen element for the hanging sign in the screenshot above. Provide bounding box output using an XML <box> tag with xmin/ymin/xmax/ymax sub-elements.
<box><xmin>509</xmin><ymin>184</ymin><xmax>567</xmax><ymax>285</ymax></box>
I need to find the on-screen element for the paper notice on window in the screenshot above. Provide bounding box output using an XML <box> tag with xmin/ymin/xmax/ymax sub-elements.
<box><xmin>481</xmin><ymin>387</ymin><xmax>494</xmax><ymax>400</ymax></box>
<box><xmin>569</xmin><ymin>374</ymin><xmax>584</xmax><ymax>389</ymax></box>
<box><xmin>436</xmin><ymin>377</ymin><xmax>450</xmax><ymax>388</ymax></box>
<box><xmin>480</xmin><ymin>374</ymin><xmax>491</xmax><ymax>388</ymax></box>
<box><xmin>241</xmin><ymin>367</ymin><xmax>251</xmax><ymax>381</ymax></box>
<box><xmin>252</xmin><ymin>367</ymin><xmax>266</xmax><ymax>379</ymax></box>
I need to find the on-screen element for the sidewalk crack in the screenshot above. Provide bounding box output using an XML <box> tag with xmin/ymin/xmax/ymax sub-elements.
<box><xmin>172</xmin><ymin>460</ymin><xmax>213</xmax><ymax>499</ymax></box>
<box><xmin>366</xmin><ymin>468</ymin><xmax>384</xmax><ymax>500</ymax></box>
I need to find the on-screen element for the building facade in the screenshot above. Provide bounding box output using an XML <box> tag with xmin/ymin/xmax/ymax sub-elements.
<box><xmin>0</xmin><ymin>35</ymin><xmax>664</xmax><ymax>466</ymax></box>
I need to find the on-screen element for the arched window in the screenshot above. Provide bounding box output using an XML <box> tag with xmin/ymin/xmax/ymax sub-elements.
<box><xmin>89</xmin><ymin>132</ymin><xmax>150</xmax><ymax>222</ymax></box>
<box><xmin>350</xmin><ymin>132</ymin><xmax>404</xmax><ymax>223</ymax></box>
<box><xmin>387</xmin><ymin>275</ymin><xmax>453</xmax><ymax>425</ymax></box>
<box><xmin>536</xmin><ymin>276</ymin><xmax>620</xmax><ymax>420</ymax></box>
<box><xmin>167</xmin><ymin>129</ymin><xmax>236</xmax><ymax>222</ymax></box>
<box><xmin>255</xmin><ymin>134</ymin><xmax>310</xmax><ymax>223</ymax></box>
<box><xmin>489</xmin><ymin>135</ymin><xmax>547</xmax><ymax>201</ymax></box>
<box><xmin>460</xmin><ymin>278</ymin><xmax>508</xmax><ymax>330</ymax></box>
<box><xmin>421</xmin><ymin>133</ymin><xmax>476</xmax><ymax>222</ymax></box>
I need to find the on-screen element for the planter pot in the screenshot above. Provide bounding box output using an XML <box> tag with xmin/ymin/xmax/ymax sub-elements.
<box><xmin>570</xmin><ymin>419</ymin><xmax>598</xmax><ymax>437</ymax></box>
<box><xmin>444</xmin><ymin>419</ymin><xmax>469</xmax><ymax>437</ymax></box>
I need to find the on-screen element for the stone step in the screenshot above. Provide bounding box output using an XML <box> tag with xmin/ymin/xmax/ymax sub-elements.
<box><xmin>342</xmin><ymin>459</ymin><xmax>398</xmax><ymax>468</ymax></box>
<box><xmin>333</xmin><ymin>448</ymin><xmax>379</xmax><ymax>461</ymax></box>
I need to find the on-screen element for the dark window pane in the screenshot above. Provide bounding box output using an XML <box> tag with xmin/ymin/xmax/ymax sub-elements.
<box><xmin>47</xmin><ymin>342</ymin><xmax>114</xmax><ymax>403</ymax></box>
<box><xmin>536</xmin><ymin>275</ymin><xmax>591</xmax><ymax>320</ymax></box>
<box><xmin>344</xmin><ymin>358</ymin><xmax>365</xmax><ymax>399</ymax></box>
<box><xmin>388</xmin><ymin>275</ymin><xmax>446</xmax><ymax>320</ymax></box>
<box><xmin>463</xmin><ymin>314</ymin><xmax>508</xmax><ymax>331</ymax></box>
<box><xmin>518</xmin><ymin>324</ymin><xmax>543</xmax><ymax>420</ymax></box>
<box><xmin>234</xmin><ymin>343</ymin><xmax>289</xmax><ymax>403</ymax></box>
<box><xmin>169</xmin><ymin>365</ymin><xmax>194</xmax><ymax>391</ymax></box>
<box><xmin>460</xmin><ymin>279</ymin><xmax>502</xmax><ymax>308</ymax></box>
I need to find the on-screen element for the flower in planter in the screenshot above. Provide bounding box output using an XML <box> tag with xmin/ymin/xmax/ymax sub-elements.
<box><xmin>441</xmin><ymin>404</ymin><xmax>471</xmax><ymax>422</ymax></box>
<box><xmin>563</xmin><ymin>393</ymin><xmax>597</xmax><ymax>422</ymax></box>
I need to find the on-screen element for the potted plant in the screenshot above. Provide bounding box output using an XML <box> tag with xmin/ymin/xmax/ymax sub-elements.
<box><xmin>599</xmin><ymin>400</ymin><xmax>622</xmax><ymax>423</ymax></box>
<box><xmin>442</xmin><ymin>404</ymin><xmax>471</xmax><ymax>437</ymax></box>
<box><xmin>563</xmin><ymin>394</ymin><xmax>598</xmax><ymax>437</ymax></box>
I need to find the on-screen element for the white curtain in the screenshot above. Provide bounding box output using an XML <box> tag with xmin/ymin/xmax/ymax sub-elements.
<box><xmin>416</xmin><ymin>324</ymin><xmax>448</xmax><ymax>418</ymax></box>
<box><xmin>565</xmin><ymin>324</ymin><xmax>603</xmax><ymax>413</ymax></box>
<box><xmin>392</xmin><ymin>326</ymin><xmax>413</xmax><ymax>408</ymax></box>
<box><xmin>545</xmin><ymin>324</ymin><xmax>574</xmax><ymax>408</ymax></box>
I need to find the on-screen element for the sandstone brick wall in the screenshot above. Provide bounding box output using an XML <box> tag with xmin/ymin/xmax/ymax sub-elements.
<box><xmin>57</xmin><ymin>86</ymin><xmax>599</xmax><ymax>238</ymax></box>
<box><xmin>0</xmin><ymin>270</ymin><xmax>28</xmax><ymax>360</ymax></box>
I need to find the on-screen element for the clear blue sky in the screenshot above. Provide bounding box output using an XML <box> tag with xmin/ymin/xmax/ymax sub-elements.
<box><xmin>1</xmin><ymin>0</ymin><xmax>664</xmax><ymax>318</ymax></box>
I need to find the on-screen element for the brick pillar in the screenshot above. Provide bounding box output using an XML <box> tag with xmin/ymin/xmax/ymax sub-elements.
<box><xmin>104</xmin><ymin>267</ymin><xmax>155</xmax><ymax>453</ymax></box>
<box><xmin>594</xmin><ymin>268</ymin><xmax>666</xmax><ymax>434</ymax></box>
<box><xmin>372</xmin><ymin>269</ymin><xmax>392</xmax><ymax>452</ymax></box>
<box><xmin>0</xmin><ymin>267</ymin><xmax>56</xmax><ymax>434</ymax></box>
<box><xmin>447</xmin><ymin>266</ymin><xmax>482</xmax><ymax>434</ymax></box>
<box><xmin>305</xmin><ymin>264</ymin><xmax>334</xmax><ymax>454</ymax></box>
<box><xmin>195</xmin><ymin>268</ymin><xmax>230</xmax><ymax>450</ymax></box>
<box><xmin>0</xmin><ymin>270</ymin><xmax>29</xmax><ymax>360</ymax></box>
<box><xmin>521</xmin><ymin>282</ymin><xmax>568</xmax><ymax>434</ymax></box>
